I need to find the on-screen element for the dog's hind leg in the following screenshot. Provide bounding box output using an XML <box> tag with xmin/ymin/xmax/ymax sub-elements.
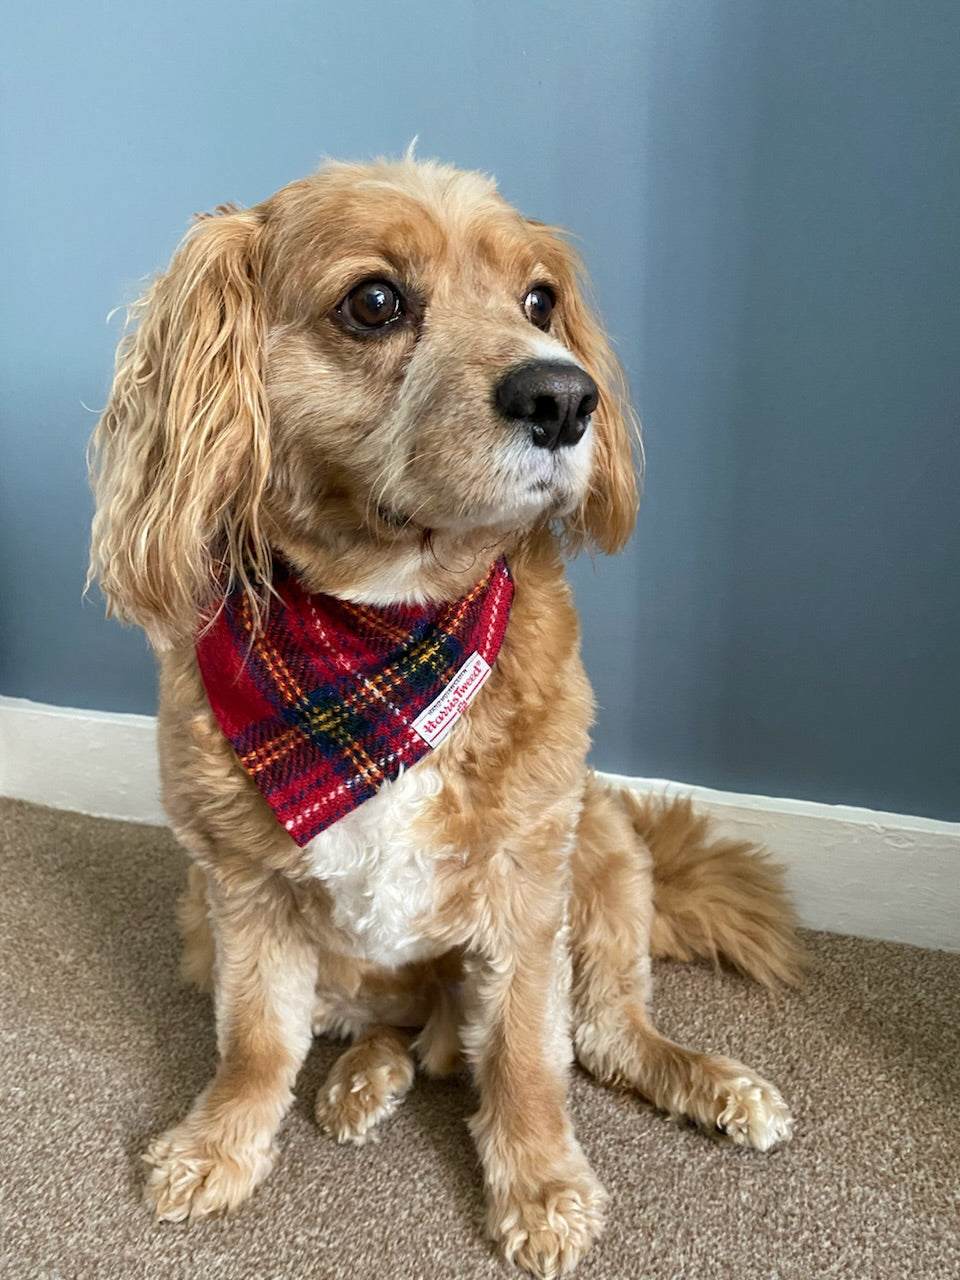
<box><xmin>570</xmin><ymin>775</ymin><xmax>795</xmax><ymax>1151</ymax></box>
<box><xmin>315</xmin><ymin>1026</ymin><xmax>416</xmax><ymax>1144</ymax></box>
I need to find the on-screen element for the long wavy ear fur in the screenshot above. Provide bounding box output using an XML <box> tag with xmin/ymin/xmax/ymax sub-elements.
<box><xmin>546</xmin><ymin>234</ymin><xmax>642</xmax><ymax>554</ymax></box>
<box><xmin>88</xmin><ymin>207</ymin><xmax>271</xmax><ymax>648</ymax></box>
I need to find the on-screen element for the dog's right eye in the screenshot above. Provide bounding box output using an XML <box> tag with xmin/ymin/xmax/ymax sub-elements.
<box><xmin>338</xmin><ymin>280</ymin><xmax>404</xmax><ymax>331</ymax></box>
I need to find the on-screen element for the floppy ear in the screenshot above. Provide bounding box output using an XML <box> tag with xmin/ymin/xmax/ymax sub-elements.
<box><xmin>547</xmin><ymin>236</ymin><xmax>642</xmax><ymax>554</ymax></box>
<box><xmin>88</xmin><ymin>207</ymin><xmax>271</xmax><ymax>648</ymax></box>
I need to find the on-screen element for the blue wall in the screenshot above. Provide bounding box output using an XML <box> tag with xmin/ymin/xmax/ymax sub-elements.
<box><xmin>2</xmin><ymin>1</ymin><xmax>958</xmax><ymax>819</ymax></box>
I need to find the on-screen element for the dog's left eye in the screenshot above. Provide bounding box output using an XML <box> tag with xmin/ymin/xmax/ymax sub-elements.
<box><xmin>338</xmin><ymin>280</ymin><xmax>404</xmax><ymax>331</ymax></box>
<box><xmin>523</xmin><ymin>286</ymin><xmax>555</xmax><ymax>331</ymax></box>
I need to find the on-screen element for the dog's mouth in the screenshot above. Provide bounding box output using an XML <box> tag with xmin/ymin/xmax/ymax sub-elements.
<box><xmin>376</xmin><ymin>501</ymin><xmax>413</xmax><ymax>531</ymax></box>
<box><xmin>368</xmin><ymin>426</ymin><xmax>591</xmax><ymax>542</ymax></box>
<box><xmin>514</xmin><ymin>432</ymin><xmax>591</xmax><ymax>516</ymax></box>
<box><xmin>532</xmin><ymin>475</ymin><xmax>573</xmax><ymax>500</ymax></box>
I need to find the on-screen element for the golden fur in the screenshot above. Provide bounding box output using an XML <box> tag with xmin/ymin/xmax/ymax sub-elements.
<box><xmin>89</xmin><ymin>157</ymin><xmax>802</xmax><ymax>1279</ymax></box>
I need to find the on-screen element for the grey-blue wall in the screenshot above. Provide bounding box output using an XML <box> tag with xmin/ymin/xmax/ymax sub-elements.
<box><xmin>3</xmin><ymin>1</ymin><xmax>958</xmax><ymax>820</ymax></box>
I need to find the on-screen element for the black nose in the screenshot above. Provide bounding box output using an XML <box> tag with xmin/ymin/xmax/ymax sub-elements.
<box><xmin>495</xmin><ymin>361</ymin><xmax>599</xmax><ymax>451</ymax></box>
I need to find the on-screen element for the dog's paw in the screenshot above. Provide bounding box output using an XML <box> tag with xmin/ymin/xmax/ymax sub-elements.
<box><xmin>143</xmin><ymin>1126</ymin><xmax>277</xmax><ymax>1221</ymax></box>
<box><xmin>715</xmin><ymin>1075</ymin><xmax>794</xmax><ymax>1151</ymax></box>
<box><xmin>490</xmin><ymin>1172</ymin><xmax>607</xmax><ymax>1279</ymax></box>
<box><xmin>316</xmin><ymin>1041</ymin><xmax>415</xmax><ymax>1145</ymax></box>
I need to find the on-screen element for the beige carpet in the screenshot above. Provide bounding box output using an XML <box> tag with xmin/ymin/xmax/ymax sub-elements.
<box><xmin>1</xmin><ymin>796</ymin><xmax>957</xmax><ymax>1280</ymax></box>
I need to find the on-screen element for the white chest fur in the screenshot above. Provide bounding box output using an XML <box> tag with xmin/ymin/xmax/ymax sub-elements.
<box><xmin>303</xmin><ymin>760</ymin><xmax>445</xmax><ymax>968</ymax></box>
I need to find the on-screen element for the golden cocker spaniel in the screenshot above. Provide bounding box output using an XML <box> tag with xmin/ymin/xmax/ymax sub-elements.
<box><xmin>89</xmin><ymin>156</ymin><xmax>801</xmax><ymax>1279</ymax></box>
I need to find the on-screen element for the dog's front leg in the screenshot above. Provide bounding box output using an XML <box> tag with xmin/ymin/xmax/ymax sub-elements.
<box><xmin>463</xmin><ymin>893</ymin><xmax>607</xmax><ymax>1279</ymax></box>
<box><xmin>144</xmin><ymin>875</ymin><xmax>317</xmax><ymax>1221</ymax></box>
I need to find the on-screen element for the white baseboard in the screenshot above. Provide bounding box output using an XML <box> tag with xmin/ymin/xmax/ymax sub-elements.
<box><xmin>0</xmin><ymin>695</ymin><xmax>166</xmax><ymax>826</ymax></box>
<box><xmin>2</xmin><ymin>696</ymin><xmax>957</xmax><ymax>952</ymax></box>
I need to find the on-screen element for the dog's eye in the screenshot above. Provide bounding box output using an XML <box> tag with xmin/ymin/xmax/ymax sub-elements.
<box><xmin>523</xmin><ymin>286</ymin><xmax>555</xmax><ymax>331</ymax></box>
<box><xmin>339</xmin><ymin>280</ymin><xmax>404</xmax><ymax>331</ymax></box>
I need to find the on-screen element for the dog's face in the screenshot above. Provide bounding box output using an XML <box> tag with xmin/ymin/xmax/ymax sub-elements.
<box><xmin>89</xmin><ymin>158</ymin><xmax>639</xmax><ymax>639</ymax></box>
<box><xmin>264</xmin><ymin>164</ymin><xmax>600</xmax><ymax>550</ymax></box>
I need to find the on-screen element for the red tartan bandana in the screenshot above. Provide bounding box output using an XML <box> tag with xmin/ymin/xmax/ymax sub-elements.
<box><xmin>195</xmin><ymin>558</ymin><xmax>514</xmax><ymax>847</ymax></box>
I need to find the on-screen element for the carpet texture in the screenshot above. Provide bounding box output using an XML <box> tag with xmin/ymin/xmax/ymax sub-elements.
<box><xmin>1</xmin><ymin>796</ymin><xmax>957</xmax><ymax>1279</ymax></box>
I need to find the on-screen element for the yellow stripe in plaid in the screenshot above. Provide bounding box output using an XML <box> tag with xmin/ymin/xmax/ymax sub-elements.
<box><xmin>239</xmin><ymin>724</ymin><xmax>302</xmax><ymax>775</ymax></box>
<box><xmin>338</xmin><ymin>599</ymin><xmax>416</xmax><ymax>646</ymax></box>
<box><xmin>238</xmin><ymin>595</ymin><xmax>307</xmax><ymax>709</ymax></box>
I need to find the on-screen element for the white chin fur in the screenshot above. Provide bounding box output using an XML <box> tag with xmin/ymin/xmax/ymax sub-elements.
<box><xmin>495</xmin><ymin>425</ymin><xmax>594</xmax><ymax>521</ymax></box>
<box><xmin>428</xmin><ymin>425</ymin><xmax>594</xmax><ymax>535</ymax></box>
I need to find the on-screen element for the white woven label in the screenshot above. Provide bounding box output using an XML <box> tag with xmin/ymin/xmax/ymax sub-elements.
<box><xmin>412</xmin><ymin>652</ymin><xmax>492</xmax><ymax>748</ymax></box>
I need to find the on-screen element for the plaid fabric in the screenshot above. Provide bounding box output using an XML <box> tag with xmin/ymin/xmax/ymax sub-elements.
<box><xmin>195</xmin><ymin>558</ymin><xmax>514</xmax><ymax>847</ymax></box>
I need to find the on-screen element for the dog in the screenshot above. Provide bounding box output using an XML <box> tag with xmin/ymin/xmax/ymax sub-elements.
<box><xmin>88</xmin><ymin>156</ymin><xmax>802</xmax><ymax>1279</ymax></box>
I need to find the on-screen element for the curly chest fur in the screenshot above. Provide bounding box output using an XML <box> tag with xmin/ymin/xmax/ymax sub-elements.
<box><xmin>302</xmin><ymin>758</ymin><xmax>450</xmax><ymax>968</ymax></box>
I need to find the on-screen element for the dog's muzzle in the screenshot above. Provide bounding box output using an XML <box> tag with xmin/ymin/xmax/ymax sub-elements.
<box><xmin>495</xmin><ymin>360</ymin><xmax>598</xmax><ymax>451</ymax></box>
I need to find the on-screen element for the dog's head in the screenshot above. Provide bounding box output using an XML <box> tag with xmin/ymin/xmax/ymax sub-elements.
<box><xmin>89</xmin><ymin>157</ymin><xmax>640</xmax><ymax>645</ymax></box>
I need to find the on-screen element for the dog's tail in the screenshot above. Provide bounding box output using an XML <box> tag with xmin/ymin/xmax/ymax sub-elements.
<box><xmin>589</xmin><ymin>776</ymin><xmax>805</xmax><ymax>987</ymax></box>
